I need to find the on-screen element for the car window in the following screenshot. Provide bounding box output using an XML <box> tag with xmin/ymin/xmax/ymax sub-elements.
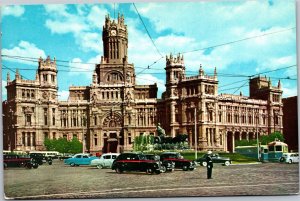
<box><xmin>103</xmin><ymin>155</ymin><xmax>111</xmax><ymax>159</ymax></box>
<box><xmin>112</xmin><ymin>155</ymin><xmax>117</xmax><ymax>159</ymax></box>
<box><xmin>83</xmin><ymin>155</ymin><xmax>89</xmax><ymax>158</ymax></box>
<box><xmin>76</xmin><ymin>155</ymin><xmax>82</xmax><ymax>158</ymax></box>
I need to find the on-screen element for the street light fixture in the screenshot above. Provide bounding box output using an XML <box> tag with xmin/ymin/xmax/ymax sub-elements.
<box><xmin>194</xmin><ymin>107</ymin><xmax>197</xmax><ymax>160</ymax></box>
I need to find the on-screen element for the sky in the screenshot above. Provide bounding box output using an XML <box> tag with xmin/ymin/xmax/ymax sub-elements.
<box><xmin>1</xmin><ymin>0</ymin><xmax>298</xmax><ymax>101</ymax></box>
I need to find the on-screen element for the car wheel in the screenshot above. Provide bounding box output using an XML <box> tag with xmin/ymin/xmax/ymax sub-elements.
<box><xmin>97</xmin><ymin>165</ymin><xmax>103</xmax><ymax>169</ymax></box>
<box><xmin>27</xmin><ymin>163</ymin><xmax>32</xmax><ymax>169</ymax></box>
<box><xmin>201</xmin><ymin>162</ymin><xmax>207</xmax><ymax>167</ymax></box>
<box><xmin>182</xmin><ymin>165</ymin><xmax>188</xmax><ymax>171</ymax></box>
<box><xmin>161</xmin><ymin>165</ymin><xmax>167</xmax><ymax>173</ymax></box>
<box><xmin>189</xmin><ymin>168</ymin><xmax>194</xmax><ymax>171</ymax></box>
<box><xmin>70</xmin><ymin>162</ymin><xmax>75</xmax><ymax>167</ymax></box>
<box><xmin>33</xmin><ymin>163</ymin><xmax>39</xmax><ymax>169</ymax></box>
<box><xmin>289</xmin><ymin>159</ymin><xmax>293</xmax><ymax>164</ymax></box>
<box><xmin>115</xmin><ymin>167</ymin><xmax>123</xmax><ymax>174</ymax></box>
<box><xmin>48</xmin><ymin>160</ymin><xmax>53</xmax><ymax>165</ymax></box>
<box><xmin>146</xmin><ymin>168</ymin><xmax>154</xmax><ymax>174</ymax></box>
<box><xmin>224</xmin><ymin>161</ymin><xmax>230</xmax><ymax>166</ymax></box>
<box><xmin>155</xmin><ymin>170</ymin><xmax>161</xmax><ymax>174</ymax></box>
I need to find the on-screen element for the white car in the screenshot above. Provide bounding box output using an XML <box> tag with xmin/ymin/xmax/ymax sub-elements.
<box><xmin>279</xmin><ymin>153</ymin><xmax>299</xmax><ymax>164</ymax></box>
<box><xmin>90</xmin><ymin>153</ymin><xmax>120</xmax><ymax>169</ymax></box>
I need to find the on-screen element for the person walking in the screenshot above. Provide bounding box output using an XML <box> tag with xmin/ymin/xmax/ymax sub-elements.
<box><xmin>206</xmin><ymin>151</ymin><xmax>213</xmax><ymax>179</ymax></box>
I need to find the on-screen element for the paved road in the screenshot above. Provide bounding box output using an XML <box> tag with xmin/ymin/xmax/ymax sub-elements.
<box><xmin>3</xmin><ymin>160</ymin><xmax>299</xmax><ymax>199</ymax></box>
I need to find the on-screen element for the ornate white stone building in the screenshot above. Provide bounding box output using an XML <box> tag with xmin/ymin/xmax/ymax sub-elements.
<box><xmin>3</xmin><ymin>14</ymin><xmax>283</xmax><ymax>153</ymax></box>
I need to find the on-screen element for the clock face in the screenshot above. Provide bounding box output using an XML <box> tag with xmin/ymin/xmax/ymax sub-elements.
<box><xmin>111</xmin><ymin>30</ymin><xmax>116</xmax><ymax>36</ymax></box>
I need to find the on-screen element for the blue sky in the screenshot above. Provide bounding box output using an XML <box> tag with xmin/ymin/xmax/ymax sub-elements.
<box><xmin>1</xmin><ymin>0</ymin><xmax>298</xmax><ymax>100</ymax></box>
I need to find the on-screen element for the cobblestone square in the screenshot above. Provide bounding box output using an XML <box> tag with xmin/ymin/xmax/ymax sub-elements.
<box><xmin>3</xmin><ymin>161</ymin><xmax>299</xmax><ymax>199</ymax></box>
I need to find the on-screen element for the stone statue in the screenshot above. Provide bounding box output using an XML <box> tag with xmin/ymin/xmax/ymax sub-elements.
<box><xmin>156</xmin><ymin>123</ymin><xmax>166</xmax><ymax>137</ymax></box>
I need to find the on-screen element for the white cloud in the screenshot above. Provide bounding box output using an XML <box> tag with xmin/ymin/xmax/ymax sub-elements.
<box><xmin>68</xmin><ymin>55</ymin><xmax>101</xmax><ymax>78</ymax></box>
<box><xmin>2</xmin><ymin>5</ymin><xmax>25</xmax><ymax>17</ymax></box>
<box><xmin>136</xmin><ymin>74</ymin><xmax>165</xmax><ymax>97</ymax></box>
<box><xmin>58</xmin><ymin>90</ymin><xmax>69</xmax><ymax>101</ymax></box>
<box><xmin>2</xmin><ymin>41</ymin><xmax>46</xmax><ymax>65</ymax></box>
<box><xmin>282</xmin><ymin>86</ymin><xmax>297</xmax><ymax>98</ymax></box>
<box><xmin>44</xmin><ymin>4</ymin><xmax>107</xmax><ymax>53</ymax></box>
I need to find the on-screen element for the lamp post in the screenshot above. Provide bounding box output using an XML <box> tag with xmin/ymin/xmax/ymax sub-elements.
<box><xmin>255</xmin><ymin>112</ymin><xmax>260</xmax><ymax>161</ymax></box>
<box><xmin>194</xmin><ymin>107</ymin><xmax>197</xmax><ymax>160</ymax></box>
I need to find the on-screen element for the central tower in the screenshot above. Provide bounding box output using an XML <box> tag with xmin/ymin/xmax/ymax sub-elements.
<box><xmin>102</xmin><ymin>13</ymin><xmax>128</xmax><ymax>64</ymax></box>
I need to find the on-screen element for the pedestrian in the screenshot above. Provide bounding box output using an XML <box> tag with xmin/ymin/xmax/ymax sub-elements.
<box><xmin>206</xmin><ymin>151</ymin><xmax>213</xmax><ymax>179</ymax></box>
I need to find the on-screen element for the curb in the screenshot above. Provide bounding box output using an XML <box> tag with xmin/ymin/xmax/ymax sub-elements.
<box><xmin>230</xmin><ymin>162</ymin><xmax>262</xmax><ymax>165</ymax></box>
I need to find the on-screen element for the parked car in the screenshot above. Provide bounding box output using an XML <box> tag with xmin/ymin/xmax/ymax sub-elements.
<box><xmin>112</xmin><ymin>152</ymin><xmax>161</xmax><ymax>174</ymax></box>
<box><xmin>4</xmin><ymin>154</ymin><xmax>38</xmax><ymax>169</ymax></box>
<box><xmin>159</xmin><ymin>152</ymin><xmax>196</xmax><ymax>171</ymax></box>
<box><xmin>196</xmin><ymin>153</ymin><xmax>231</xmax><ymax>166</ymax></box>
<box><xmin>90</xmin><ymin>153</ymin><xmax>119</xmax><ymax>169</ymax></box>
<box><xmin>279</xmin><ymin>153</ymin><xmax>299</xmax><ymax>164</ymax></box>
<box><xmin>144</xmin><ymin>154</ymin><xmax>175</xmax><ymax>173</ymax></box>
<box><xmin>64</xmin><ymin>153</ymin><xmax>98</xmax><ymax>167</ymax></box>
<box><xmin>29</xmin><ymin>153</ymin><xmax>53</xmax><ymax>165</ymax></box>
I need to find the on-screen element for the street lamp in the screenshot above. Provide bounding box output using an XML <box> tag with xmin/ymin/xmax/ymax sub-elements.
<box><xmin>255</xmin><ymin>112</ymin><xmax>260</xmax><ymax>161</ymax></box>
<box><xmin>194</xmin><ymin>107</ymin><xmax>197</xmax><ymax>160</ymax></box>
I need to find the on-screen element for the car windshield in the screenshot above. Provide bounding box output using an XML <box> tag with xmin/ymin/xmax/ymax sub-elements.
<box><xmin>138</xmin><ymin>154</ymin><xmax>146</xmax><ymax>160</ymax></box>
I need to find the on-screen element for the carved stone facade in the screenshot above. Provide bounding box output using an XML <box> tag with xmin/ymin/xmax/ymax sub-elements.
<box><xmin>157</xmin><ymin>55</ymin><xmax>283</xmax><ymax>152</ymax></box>
<box><xmin>3</xmin><ymin>14</ymin><xmax>283</xmax><ymax>153</ymax></box>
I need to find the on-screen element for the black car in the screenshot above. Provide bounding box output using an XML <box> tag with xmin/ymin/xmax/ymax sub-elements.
<box><xmin>144</xmin><ymin>154</ymin><xmax>175</xmax><ymax>173</ymax></box>
<box><xmin>4</xmin><ymin>154</ymin><xmax>38</xmax><ymax>169</ymax></box>
<box><xmin>29</xmin><ymin>153</ymin><xmax>53</xmax><ymax>165</ymax></box>
<box><xmin>112</xmin><ymin>153</ymin><xmax>161</xmax><ymax>174</ymax></box>
<box><xmin>196</xmin><ymin>154</ymin><xmax>231</xmax><ymax>166</ymax></box>
<box><xmin>160</xmin><ymin>152</ymin><xmax>196</xmax><ymax>171</ymax></box>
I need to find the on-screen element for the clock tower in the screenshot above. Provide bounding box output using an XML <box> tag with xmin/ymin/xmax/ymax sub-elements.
<box><xmin>102</xmin><ymin>13</ymin><xmax>128</xmax><ymax>64</ymax></box>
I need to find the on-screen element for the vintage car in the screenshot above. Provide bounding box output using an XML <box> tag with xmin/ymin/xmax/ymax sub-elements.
<box><xmin>279</xmin><ymin>153</ymin><xmax>299</xmax><ymax>164</ymax></box>
<box><xmin>144</xmin><ymin>154</ymin><xmax>175</xmax><ymax>173</ymax></box>
<box><xmin>64</xmin><ymin>153</ymin><xmax>98</xmax><ymax>167</ymax></box>
<box><xmin>29</xmin><ymin>153</ymin><xmax>53</xmax><ymax>165</ymax></box>
<box><xmin>196</xmin><ymin>153</ymin><xmax>231</xmax><ymax>166</ymax></box>
<box><xmin>159</xmin><ymin>152</ymin><xmax>196</xmax><ymax>171</ymax></box>
<box><xmin>4</xmin><ymin>154</ymin><xmax>38</xmax><ymax>169</ymax></box>
<box><xmin>90</xmin><ymin>153</ymin><xmax>120</xmax><ymax>169</ymax></box>
<box><xmin>111</xmin><ymin>152</ymin><xmax>161</xmax><ymax>174</ymax></box>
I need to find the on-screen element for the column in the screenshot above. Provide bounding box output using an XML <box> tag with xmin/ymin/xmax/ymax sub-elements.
<box><xmin>182</xmin><ymin>104</ymin><xmax>187</xmax><ymax>123</ymax></box>
<box><xmin>246</xmin><ymin>132</ymin><xmax>249</xmax><ymax>141</ymax></box>
<box><xmin>232</xmin><ymin>133</ymin><xmax>235</xmax><ymax>152</ymax></box>
<box><xmin>207</xmin><ymin>128</ymin><xmax>210</xmax><ymax>147</ymax></box>
<box><xmin>30</xmin><ymin>133</ymin><xmax>33</xmax><ymax>149</ymax></box>
<box><xmin>239</xmin><ymin>132</ymin><xmax>242</xmax><ymax>140</ymax></box>
<box><xmin>224</xmin><ymin>132</ymin><xmax>228</xmax><ymax>152</ymax></box>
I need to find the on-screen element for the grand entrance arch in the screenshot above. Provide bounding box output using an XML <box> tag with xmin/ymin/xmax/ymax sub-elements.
<box><xmin>102</xmin><ymin>112</ymin><xmax>123</xmax><ymax>153</ymax></box>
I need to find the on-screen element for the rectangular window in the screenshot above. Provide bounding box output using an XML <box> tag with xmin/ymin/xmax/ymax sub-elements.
<box><xmin>94</xmin><ymin>138</ymin><xmax>98</xmax><ymax>146</ymax></box>
<box><xmin>53</xmin><ymin>132</ymin><xmax>56</xmax><ymax>139</ymax></box>
<box><xmin>44</xmin><ymin>108</ymin><xmax>48</xmax><ymax>125</ymax></box>
<box><xmin>26</xmin><ymin>115</ymin><xmax>31</xmax><ymax>126</ymax></box>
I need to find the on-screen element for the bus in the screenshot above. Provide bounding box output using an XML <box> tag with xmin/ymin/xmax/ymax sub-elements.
<box><xmin>28</xmin><ymin>151</ymin><xmax>60</xmax><ymax>159</ymax></box>
<box><xmin>267</xmin><ymin>141</ymin><xmax>288</xmax><ymax>162</ymax></box>
<box><xmin>235</xmin><ymin>140</ymin><xmax>288</xmax><ymax>162</ymax></box>
<box><xmin>235</xmin><ymin>145</ymin><xmax>268</xmax><ymax>161</ymax></box>
<box><xmin>3</xmin><ymin>150</ymin><xmax>27</xmax><ymax>155</ymax></box>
